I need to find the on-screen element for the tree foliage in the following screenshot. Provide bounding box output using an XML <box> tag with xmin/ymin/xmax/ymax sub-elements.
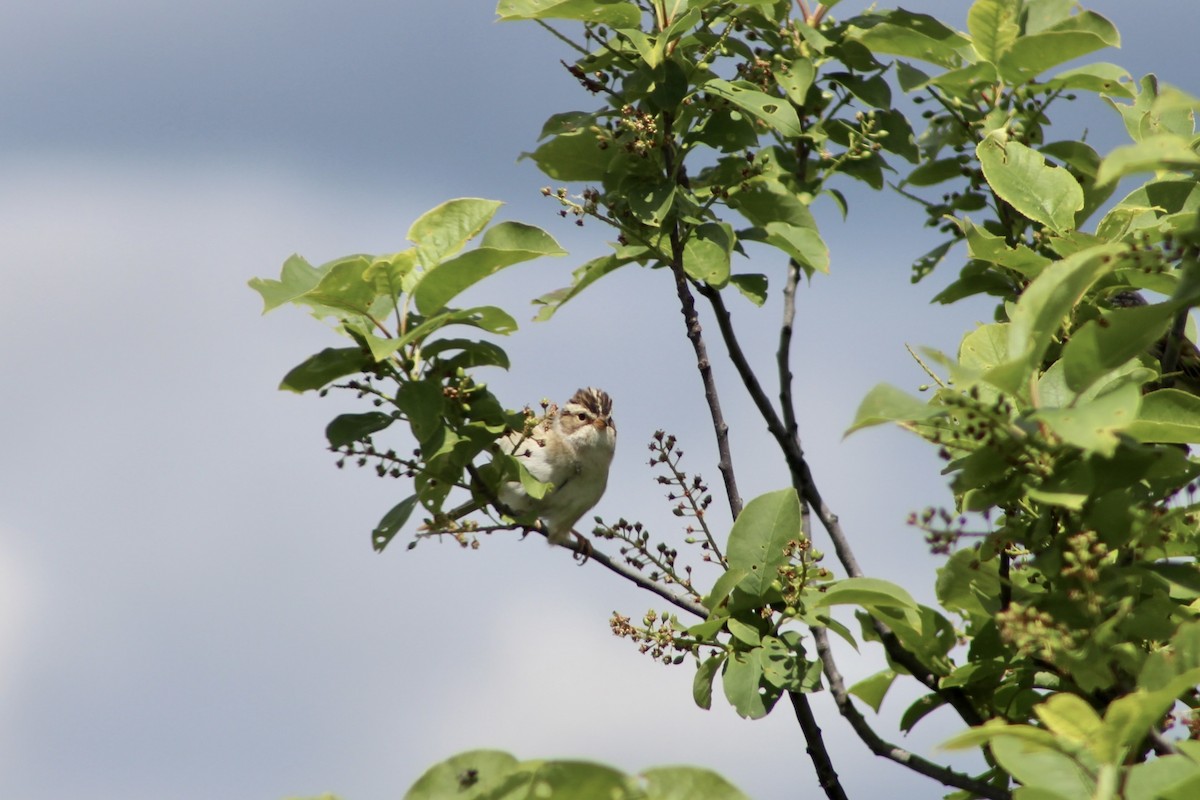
<box><xmin>255</xmin><ymin>1</ymin><xmax>1200</xmax><ymax>797</ymax></box>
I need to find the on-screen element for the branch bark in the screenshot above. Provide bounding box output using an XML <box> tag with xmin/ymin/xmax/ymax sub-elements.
<box><xmin>814</xmin><ymin>628</ymin><xmax>1011</xmax><ymax>800</ymax></box>
<box><xmin>698</xmin><ymin>284</ymin><xmax>985</xmax><ymax>727</ymax></box>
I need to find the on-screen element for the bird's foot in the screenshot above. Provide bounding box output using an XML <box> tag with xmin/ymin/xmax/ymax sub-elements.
<box><xmin>569</xmin><ymin>530</ymin><xmax>593</xmax><ymax>566</ymax></box>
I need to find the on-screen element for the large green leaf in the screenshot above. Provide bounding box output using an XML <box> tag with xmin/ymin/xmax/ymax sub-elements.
<box><xmin>977</xmin><ymin>131</ymin><xmax>1084</xmax><ymax>233</ymax></box>
<box><xmin>407</xmin><ymin>198</ymin><xmax>503</xmax><ymax>267</ymax></box>
<box><xmin>725</xmin><ymin>489</ymin><xmax>801</xmax><ymax>599</ymax></box>
<box><xmin>701</xmin><ymin>80</ymin><xmax>802</xmax><ymax>137</ymax></box>
<box><xmin>777</xmin><ymin>58</ymin><xmax>815</xmax><ymax>105</ymax></box>
<box><xmin>814</xmin><ymin>577</ymin><xmax>919</xmax><ymax>611</ymax></box>
<box><xmin>967</xmin><ymin>0</ymin><xmax>1019</xmax><ymax>64</ymax></box>
<box><xmin>846</xmin><ymin>383</ymin><xmax>943</xmax><ymax>435</ymax></box>
<box><xmin>522</xmin><ymin>125</ymin><xmax>615</xmax><ymax>181</ymax></box>
<box><xmin>845</xmin><ymin>10</ymin><xmax>968</xmax><ymax>68</ymax></box>
<box><xmin>1060</xmin><ymin>301</ymin><xmax>1172</xmax><ymax>393</ymax></box>
<box><xmin>639</xmin><ymin>766</ymin><xmax>752</xmax><ymax>800</ymax></box>
<box><xmin>1044</xmin><ymin>62</ymin><xmax>1134</xmax><ymax>99</ymax></box>
<box><xmin>249</xmin><ymin>254</ymin><xmax>326</xmax><ymax>313</ymax></box>
<box><xmin>495</xmin><ymin>0</ymin><xmax>641</xmax><ymax>25</ymax></box>
<box><xmin>1035</xmin><ymin>381</ymin><xmax>1142</xmax><ymax>456</ymax></box>
<box><xmin>721</xmin><ymin>649</ymin><xmax>779</xmax><ymax>719</ymax></box>
<box><xmin>984</xmin><ymin>244</ymin><xmax>1122</xmax><ymax>394</ymax></box>
<box><xmin>532</xmin><ymin>251</ymin><xmax>638</xmax><ymax>321</ymax></box>
<box><xmin>996</xmin><ymin>11</ymin><xmax>1119</xmax><ymax>83</ymax></box>
<box><xmin>1127</xmin><ymin>389</ymin><xmax>1200</xmax><ymax>443</ymax></box>
<box><xmin>403</xmin><ymin>749</ymin><xmax>523</xmax><ymax>800</ymax></box>
<box><xmin>413</xmin><ymin>223</ymin><xmax>566</xmax><ymax>314</ymax></box>
<box><xmin>1095</xmin><ymin>135</ymin><xmax>1200</xmax><ymax>187</ymax></box>
<box><xmin>279</xmin><ymin>347</ymin><xmax>369</xmax><ymax>393</ymax></box>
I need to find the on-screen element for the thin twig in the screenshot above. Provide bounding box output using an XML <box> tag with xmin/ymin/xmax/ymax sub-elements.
<box><xmin>659</xmin><ymin>110</ymin><xmax>743</xmax><ymax>520</ymax></box>
<box><xmin>564</xmin><ymin>535</ymin><xmax>708</xmax><ymax>618</ymax></box>
<box><xmin>813</xmin><ymin>628</ymin><xmax>1011</xmax><ymax>800</ymax></box>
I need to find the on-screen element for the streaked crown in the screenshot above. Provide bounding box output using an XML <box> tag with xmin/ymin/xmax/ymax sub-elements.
<box><xmin>561</xmin><ymin>387</ymin><xmax>616</xmax><ymax>433</ymax></box>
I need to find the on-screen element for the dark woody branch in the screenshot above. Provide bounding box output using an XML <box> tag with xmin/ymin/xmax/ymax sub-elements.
<box><xmin>696</xmin><ymin>283</ymin><xmax>985</xmax><ymax>728</ymax></box>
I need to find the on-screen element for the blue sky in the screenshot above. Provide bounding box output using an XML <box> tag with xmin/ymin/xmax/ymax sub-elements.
<box><xmin>0</xmin><ymin>2</ymin><xmax>1195</xmax><ymax>799</ymax></box>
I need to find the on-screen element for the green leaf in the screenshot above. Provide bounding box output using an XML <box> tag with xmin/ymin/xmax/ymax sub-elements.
<box><xmin>249</xmin><ymin>254</ymin><xmax>325</xmax><ymax>313</ymax></box>
<box><xmin>522</xmin><ymin>125</ymin><xmax>614</xmax><ymax>181</ymax></box>
<box><xmin>372</xmin><ymin>496</ymin><xmax>419</xmax><ymax>553</ymax></box>
<box><xmin>622</xmin><ymin>176</ymin><xmax>676</xmax><ymax>226</ymax></box>
<box><xmin>985</xmin><ymin>244</ymin><xmax>1123</xmax><ymax>394</ymax></box>
<box><xmin>683</xmin><ymin>225</ymin><xmax>733</xmax><ymax>286</ymax></box>
<box><xmin>725</xmin><ymin>489</ymin><xmax>801</xmax><ymax>600</ymax></box>
<box><xmin>1127</xmin><ymin>389</ymin><xmax>1200</xmax><ymax>443</ymax></box>
<box><xmin>1036</xmin><ymin>382</ymin><xmax>1142</xmax><ymax>456</ymax></box>
<box><xmin>279</xmin><ymin>347</ymin><xmax>368</xmax><ymax>393</ymax></box>
<box><xmin>727</xmin><ymin>617</ymin><xmax>762</xmax><ymax>647</ymax></box>
<box><xmin>693</xmin><ymin>654</ymin><xmax>725</xmax><ymax>711</ymax></box>
<box><xmin>1095</xmin><ymin>136</ymin><xmax>1200</xmax><ymax>187</ymax></box>
<box><xmin>903</xmin><ymin>157</ymin><xmax>965</xmax><ymax>187</ymax></box>
<box><xmin>639</xmin><ymin>766</ymin><xmax>752</xmax><ymax>800</ymax></box>
<box><xmin>777</xmin><ymin>58</ymin><xmax>815</xmax><ymax>105</ymax></box>
<box><xmin>997</xmin><ymin>11</ymin><xmax>1119</xmax><ymax>83</ymax></box>
<box><xmin>364</xmin><ymin>249</ymin><xmax>419</xmax><ymax>298</ymax></box>
<box><xmin>848</xmin><ymin>669</ymin><xmax>897</xmax><ymax>713</ymax></box>
<box><xmin>729</xmin><ymin>274</ymin><xmax>768</xmax><ymax>306</ymax></box>
<box><xmin>845</xmin><ymin>11</ymin><xmax>968</xmax><ymax>68</ymax></box>
<box><xmin>721</xmin><ymin>650</ymin><xmax>778</xmax><ymax>719</ymax></box>
<box><xmin>814</xmin><ymin>577</ymin><xmax>919</xmax><ymax>612</ymax></box>
<box><xmin>407</xmin><ymin>198</ymin><xmax>503</xmax><ymax>267</ymax></box>
<box><xmin>702</xmin><ymin>568</ymin><xmax>748</xmax><ymax>612</ymax></box>
<box><xmin>495</xmin><ymin>0</ymin><xmax>641</xmax><ymax>25</ymax></box>
<box><xmin>422</xmin><ymin>338</ymin><xmax>511</xmax><ymax>371</ymax></box>
<box><xmin>413</xmin><ymin>226</ymin><xmax>566</xmax><ymax>314</ymax></box>
<box><xmin>977</xmin><ymin>130</ymin><xmax>1084</xmax><ymax>233</ymax></box>
<box><xmin>533</xmin><ymin>251</ymin><xmax>636</xmax><ymax>321</ymax></box>
<box><xmin>959</xmin><ymin>323</ymin><xmax>1009</xmax><ymax>372</ymax></box>
<box><xmin>990</xmin><ymin>734</ymin><xmax>1094</xmax><ymax>796</ymax></box>
<box><xmin>1060</xmin><ymin>301</ymin><xmax>1172</xmax><ymax>394</ymax></box>
<box><xmin>403</xmin><ymin>749</ymin><xmax>522</xmax><ymax>800</ymax></box>
<box><xmin>522</xmin><ymin>761</ymin><xmax>634</xmax><ymax>798</ymax></box>
<box><xmin>967</xmin><ymin>0</ymin><xmax>1019</xmax><ymax>64</ymax></box>
<box><xmin>395</xmin><ymin>380</ymin><xmax>445</xmax><ymax>446</ymax></box>
<box><xmin>1033</xmin><ymin>693</ymin><xmax>1103</xmax><ymax>747</ymax></box>
<box><xmin>1044</xmin><ymin>63</ymin><xmax>1134</xmax><ymax>99</ymax></box>
<box><xmin>761</xmin><ymin>223</ymin><xmax>829</xmax><ymax>274</ymax></box>
<box><xmin>845</xmin><ymin>383</ymin><xmax>943</xmax><ymax>435</ymax></box>
<box><xmin>701</xmin><ymin>80</ymin><xmax>802</xmax><ymax>137</ymax></box>
<box><xmin>326</xmin><ymin>411</ymin><xmax>394</xmax><ymax>449</ymax></box>
<box><xmin>299</xmin><ymin>255</ymin><xmax>381</xmax><ymax>317</ymax></box>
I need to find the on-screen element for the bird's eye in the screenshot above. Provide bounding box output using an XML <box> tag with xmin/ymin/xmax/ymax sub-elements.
<box><xmin>577</xmin><ymin>412</ymin><xmax>587</xmax><ymax>421</ymax></box>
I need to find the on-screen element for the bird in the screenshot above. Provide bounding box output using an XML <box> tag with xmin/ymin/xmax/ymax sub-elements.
<box><xmin>426</xmin><ymin>388</ymin><xmax>617</xmax><ymax>552</ymax></box>
<box><xmin>497</xmin><ymin>387</ymin><xmax>617</xmax><ymax>544</ymax></box>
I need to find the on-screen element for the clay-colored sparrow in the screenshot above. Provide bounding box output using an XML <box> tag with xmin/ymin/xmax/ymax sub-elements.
<box><xmin>499</xmin><ymin>387</ymin><xmax>617</xmax><ymax>545</ymax></box>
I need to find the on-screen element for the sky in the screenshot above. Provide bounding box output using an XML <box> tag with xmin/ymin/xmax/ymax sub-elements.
<box><xmin>0</xmin><ymin>2</ymin><xmax>1195</xmax><ymax>799</ymax></box>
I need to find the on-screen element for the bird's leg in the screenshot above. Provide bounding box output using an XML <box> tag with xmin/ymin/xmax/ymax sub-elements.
<box><xmin>568</xmin><ymin>529</ymin><xmax>593</xmax><ymax>565</ymax></box>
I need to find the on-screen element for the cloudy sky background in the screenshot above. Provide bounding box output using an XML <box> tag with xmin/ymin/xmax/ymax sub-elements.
<box><xmin>1</xmin><ymin>2</ymin><xmax>1195</xmax><ymax>799</ymax></box>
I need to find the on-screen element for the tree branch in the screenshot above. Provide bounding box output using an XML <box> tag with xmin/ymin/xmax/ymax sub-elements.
<box><xmin>698</xmin><ymin>284</ymin><xmax>985</xmax><ymax>726</ymax></box>
<box><xmin>564</xmin><ymin>536</ymin><xmax>708</xmax><ymax>618</ymax></box>
<box><xmin>813</xmin><ymin>628</ymin><xmax>1011</xmax><ymax>800</ymax></box>
<box><xmin>789</xmin><ymin>691</ymin><xmax>850</xmax><ymax>800</ymax></box>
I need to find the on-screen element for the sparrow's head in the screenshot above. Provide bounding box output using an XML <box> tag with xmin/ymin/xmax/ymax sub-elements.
<box><xmin>558</xmin><ymin>387</ymin><xmax>616</xmax><ymax>446</ymax></box>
